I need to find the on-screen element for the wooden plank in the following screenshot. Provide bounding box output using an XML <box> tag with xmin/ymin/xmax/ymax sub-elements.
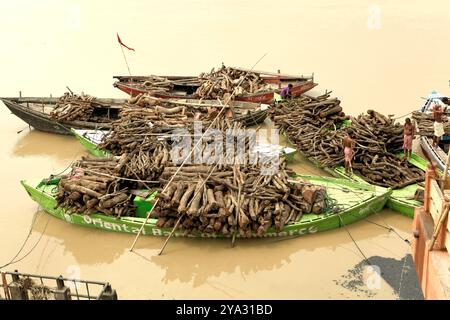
<box><xmin>430</xmin><ymin>180</ymin><xmax>444</xmax><ymax>222</ymax></box>
<box><xmin>429</xmin><ymin>197</ymin><xmax>441</xmax><ymax>223</ymax></box>
<box><xmin>448</xmin><ymin>212</ymin><xmax>450</xmax><ymax>233</ymax></box>
<box><xmin>446</xmin><ymin>232</ymin><xmax>450</xmax><ymax>251</ymax></box>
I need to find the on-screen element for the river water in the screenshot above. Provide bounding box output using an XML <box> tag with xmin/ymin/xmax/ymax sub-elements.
<box><xmin>1</xmin><ymin>0</ymin><xmax>448</xmax><ymax>299</ymax></box>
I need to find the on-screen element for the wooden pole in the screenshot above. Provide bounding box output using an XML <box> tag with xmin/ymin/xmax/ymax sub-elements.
<box><xmin>440</xmin><ymin>147</ymin><xmax>450</xmax><ymax>190</ymax></box>
<box><xmin>158</xmin><ymin>160</ymin><xmax>222</xmax><ymax>255</ymax></box>
<box><xmin>120</xmin><ymin>45</ymin><xmax>132</xmax><ymax>76</ymax></box>
<box><xmin>158</xmin><ymin>215</ymin><xmax>183</xmax><ymax>255</ymax></box>
<box><xmin>129</xmin><ymin>53</ymin><xmax>268</xmax><ymax>252</ymax></box>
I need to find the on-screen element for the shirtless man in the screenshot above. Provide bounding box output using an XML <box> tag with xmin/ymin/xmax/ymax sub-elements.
<box><xmin>432</xmin><ymin>100</ymin><xmax>447</xmax><ymax>147</ymax></box>
<box><xmin>343</xmin><ymin>131</ymin><xmax>355</xmax><ymax>175</ymax></box>
<box><xmin>403</xmin><ymin>118</ymin><xmax>415</xmax><ymax>160</ymax></box>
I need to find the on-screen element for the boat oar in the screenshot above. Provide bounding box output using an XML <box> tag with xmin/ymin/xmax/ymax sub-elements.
<box><xmin>158</xmin><ymin>215</ymin><xmax>183</xmax><ymax>255</ymax></box>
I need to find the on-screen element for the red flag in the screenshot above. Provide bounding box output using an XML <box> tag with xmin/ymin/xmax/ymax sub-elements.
<box><xmin>116</xmin><ymin>33</ymin><xmax>135</xmax><ymax>51</ymax></box>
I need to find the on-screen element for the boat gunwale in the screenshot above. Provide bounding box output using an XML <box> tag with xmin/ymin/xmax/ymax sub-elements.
<box><xmin>113</xmin><ymin>80</ymin><xmax>318</xmax><ymax>99</ymax></box>
<box><xmin>20</xmin><ymin>174</ymin><xmax>390</xmax><ymax>237</ymax></box>
<box><xmin>2</xmin><ymin>98</ymin><xmax>113</xmax><ymax>130</ymax></box>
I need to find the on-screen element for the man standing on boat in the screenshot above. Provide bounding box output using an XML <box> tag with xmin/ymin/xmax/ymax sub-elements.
<box><xmin>403</xmin><ymin>118</ymin><xmax>415</xmax><ymax>160</ymax></box>
<box><xmin>343</xmin><ymin>131</ymin><xmax>355</xmax><ymax>175</ymax></box>
<box><xmin>432</xmin><ymin>99</ymin><xmax>447</xmax><ymax>147</ymax></box>
<box><xmin>280</xmin><ymin>84</ymin><xmax>293</xmax><ymax>100</ymax></box>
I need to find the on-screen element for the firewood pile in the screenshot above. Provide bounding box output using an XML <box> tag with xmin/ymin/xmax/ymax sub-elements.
<box><xmin>96</xmin><ymin>105</ymin><xmax>193</xmax><ymax>182</ymax></box>
<box><xmin>54</xmin><ymin>154</ymin><xmax>331</xmax><ymax>236</ymax></box>
<box><xmin>124</xmin><ymin>75</ymin><xmax>201</xmax><ymax>93</ymax></box>
<box><xmin>55</xmin><ymin>156</ymin><xmax>157</xmax><ymax>217</ymax></box>
<box><xmin>153</xmin><ymin>159</ymin><xmax>329</xmax><ymax>236</ymax></box>
<box><xmin>50</xmin><ymin>91</ymin><xmax>113</xmax><ymax>123</ymax></box>
<box><xmin>127</xmin><ymin>92</ymin><xmax>268</xmax><ymax>127</ymax></box>
<box><xmin>97</xmin><ymin>122</ymin><xmax>170</xmax><ymax>182</ymax></box>
<box><xmin>272</xmin><ymin>93</ymin><xmax>424</xmax><ymax>189</ymax></box>
<box><xmin>412</xmin><ymin>111</ymin><xmax>450</xmax><ymax>136</ymax></box>
<box><xmin>195</xmin><ymin>65</ymin><xmax>269</xmax><ymax>99</ymax></box>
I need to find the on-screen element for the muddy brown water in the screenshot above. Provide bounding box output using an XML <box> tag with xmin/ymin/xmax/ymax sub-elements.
<box><xmin>1</xmin><ymin>0</ymin><xmax>448</xmax><ymax>299</ymax></box>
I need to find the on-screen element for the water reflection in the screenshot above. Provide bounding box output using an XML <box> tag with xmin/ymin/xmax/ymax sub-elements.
<box><xmin>12</xmin><ymin>130</ymin><xmax>85</xmax><ymax>162</ymax></box>
<box><xmin>32</xmin><ymin>208</ymin><xmax>402</xmax><ymax>287</ymax></box>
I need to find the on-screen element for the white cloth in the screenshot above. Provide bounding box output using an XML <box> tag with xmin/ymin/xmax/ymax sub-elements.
<box><xmin>434</xmin><ymin>121</ymin><xmax>445</xmax><ymax>137</ymax></box>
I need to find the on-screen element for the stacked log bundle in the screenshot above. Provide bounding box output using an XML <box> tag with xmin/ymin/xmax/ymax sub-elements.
<box><xmin>50</xmin><ymin>91</ymin><xmax>114</xmax><ymax>123</ymax></box>
<box><xmin>412</xmin><ymin>111</ymin><xmax>450</xmax><ymax>136</ymax></box>
<box><xmin>272</xmin><ymin>93</ymin><xmax>424</xmax><ymax>189</ymax></box>
<box><xmin>153</xmin><ymin>159</ymin><xmax>328</xmax><ymax>236</ymax></box>
<box><xmin>195</xmin><ymin>65</ymin><xmax>269</xmax><ymax>99</ymax></box>
<box><xmin>54</xmin><ymin>156</ymin><xmax>330</xmax><ymax>236</ymax></box>
<box><xmin>122</xmin><ymin>75</ymin><xmax>201</xmax><ymax>93</ymax></box>
<box><xmin>126</xmin><ymin>92</ymin><xmax>267</xmax><ymax>127</ymax></box>
<box><xmin>55</xmin><ymin>156</ymin><xmax>139</xmax><ymax>217</ymax></box>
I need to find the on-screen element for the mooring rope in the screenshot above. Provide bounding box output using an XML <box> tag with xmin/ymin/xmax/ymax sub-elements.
<box><xmin>0</xmin><ymin>152</ymin><xmax>79</xmax><ymax>270</ymax></box>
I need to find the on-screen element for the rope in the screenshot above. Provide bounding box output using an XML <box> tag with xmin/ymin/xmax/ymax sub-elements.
<box><xmin>129</xmin><ymin>53</ymin><xmax>269</xmax><ymax>251</ymax></box>
<box><xmin>299</xmin><ymin>164</ymin><xmax>411</xmax><ymax>251</ymax></box>
<box><xmin>337</xmin><ymin>214</ymin><xmax>371</xmax><ymax>266</ymax></box>
<box><xmin>299</xmin><ymin>163</ymin><xmax>412</xmax><ymax>244</ymax></box>
<box><xmin>80</xmin><ymin>168</ymin><xmax>159</xmax><ymax>184</ymax></box>
<box><xmin>0</xmin><ymin>215</ymin><xmax>51</xmax><ymax>270</ymax></box>
<box><xmin>391</xmin><ymin>111</ymin><xmax>413</xmax><ymax>120</ymax></box>
<box><xmin>0</xmin><ymin>151</ymin><xmax>78</xmax><ymax>271</ymax></box>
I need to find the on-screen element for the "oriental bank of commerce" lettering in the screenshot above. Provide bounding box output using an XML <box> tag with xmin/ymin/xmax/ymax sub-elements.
<box><xmin>77</xmin><ymin>215</ymin><xmax>318</xmax><ymax>238</ymax></box>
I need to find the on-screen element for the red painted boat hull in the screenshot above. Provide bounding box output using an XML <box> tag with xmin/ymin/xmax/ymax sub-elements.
<box><xmin>113</xmin><ymin>81</ymin><xmax>318</xmax><ymax>104</ymax></box>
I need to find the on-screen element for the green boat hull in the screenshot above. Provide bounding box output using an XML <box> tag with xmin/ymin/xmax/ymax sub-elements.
<box><xmin>332</xmin><ymin>166</ymin><xmax>423</xmax><ymax>218</ymax></box>
<box><xmin>21</xmin><ymin>175</ymin><xmax>390</xmax><ymax>238</ymax></box>
<box><xmin>71</xmin><ymin>128</ymin><xmax>111</xmax><ymax>158</ymax></box>
<box><xmin>286</xmin><ymin>136</ymin><xmax>427</xmax><ymax>218</ymax></box>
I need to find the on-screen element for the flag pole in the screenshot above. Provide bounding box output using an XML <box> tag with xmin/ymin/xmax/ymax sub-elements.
<box><xmin>120</xmin><ymin>44</ymin><xmax>132</xmax><ymax>76</ymax></box>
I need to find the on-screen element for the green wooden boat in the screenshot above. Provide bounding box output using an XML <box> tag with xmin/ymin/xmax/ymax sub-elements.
<box><xmin>71</xmin><ymin>128</ymin><xmax>298</xmax><ymax>163</ymax></box>
<box><xmin>288</xmin><ymin>135</ymin><xmax>427</xmax><ymax>218</ymax></box>
<box><xmin>71</xmin><ymin>128</ymin><xmax>111</xmax><ymax>158</ymax></box>
<box><xmin>20</xmin><ymin>175</ymin><xmax>390</xmax><ymax>238</ymax></box>
<box><xmin>331</xmin><ymin>152</ymin><xmax>428</xmax><ymax>218</ymax></box>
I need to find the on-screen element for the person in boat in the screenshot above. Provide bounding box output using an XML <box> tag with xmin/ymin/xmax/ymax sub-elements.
<box><xmin>432</xmin><ymin>99</ymin><xmax>447</xmax><ymax>147</ymax></box>
<box><xmin>403</xmin><ymin>117</ymin><xmax>415</xmax><ymax>160</ymax></box>
<box><xmin>343</xmin><ymin>130</ymin><xmax>355</xmax><ymax>175</ymax></box>
<box><xmin>280</xmin><ymin>84</ymin><xmax>293</xmax><ymax>99</ymax></box>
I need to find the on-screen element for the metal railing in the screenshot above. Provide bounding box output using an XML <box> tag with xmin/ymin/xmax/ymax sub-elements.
<box><xmin>1</xmin><ymin>270</ymin><xmax>117</xmax><ymax>300</ymax></box>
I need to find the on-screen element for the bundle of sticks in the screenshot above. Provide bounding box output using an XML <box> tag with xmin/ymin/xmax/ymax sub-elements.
<box><xmin>412</xmin><ymin>111</ymin><xmax>450</xmax><ymax>136</ymax></box>
<box><xmin>272</xmin><ymin>93</ymin><xmax>424</xmax><ymax>189</ymax></box>
<box><xmin>153</xmin><ymin>160</ymin><xmax>328</xmax><ymax>236</ymax></box>
<box><xmin>50</xmin><ymin>91</ymin><xmax>116</xmax><ymax>123</ymax></box>
<box><xmin>54</xmin><ymin>154</ymin><xmax>330</xmax><ymax>237</ymax></box>
<box><xmin>195</xmin><ymin>64</ymin><xmax>269</xmax><ymax>99</ymax></box>
<box><xmin>124</xmin><ymin>75</ymin><xmax>201</xmax><ymax>93</ymax></box>
<box><xmin>126</xmin><ymin>92</ymin><xmax>267</xmax><ymax>127</ymax></box>
<box><xmin>55</xmin><ymin>157</ymin><xmax>138</xmax><ymax>217</ymax></box>
<box><xmin>50</xmin><ymin>91</ymin><xmax>96</xmax><ymax>122</ymax></box>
